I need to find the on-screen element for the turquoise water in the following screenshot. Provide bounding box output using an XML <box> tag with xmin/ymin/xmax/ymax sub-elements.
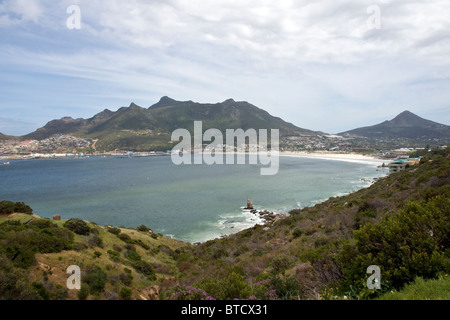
<box><xmin>0</xmin><ymin>155</ymin><xmax>388</xmax><ymax>243</ymax></box>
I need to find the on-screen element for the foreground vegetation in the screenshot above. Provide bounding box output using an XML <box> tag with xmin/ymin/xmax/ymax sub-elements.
<box><xmin>172</xmin><ymin>147</ymin><xmax>450</xmax><ymax>300</ymax></box>
<box><xmin>0</xmin><ymin>214</ymin><xmax>187</xmax><ymax>300</ymax></box>
<box><xmin>0</xmin><ymin>148</ymin><xmax>448</xmax><ymax>300</ymax></box>
<box><xmin>377</xmin><ymin>275</ymin><xmax>450</xmax><ymax>300</ymax></box>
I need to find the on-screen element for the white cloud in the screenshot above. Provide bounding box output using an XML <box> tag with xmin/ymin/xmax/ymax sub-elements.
<box><xmin>62</xmin><ymin>0</ymin><xmax>449</xmax><ymax>69</ymax></box>
<box><xmin>1</xmin><ymin>0</ymin><xmax>450</xmax><ymax>134</ymax></box>
<box><xmin>0</xmin><ymin>0</ymin><xmax>43</xmax><ymax>26</ymax></box>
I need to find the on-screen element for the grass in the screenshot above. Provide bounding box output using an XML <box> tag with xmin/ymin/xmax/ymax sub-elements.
<box><xmin>0</xmin><ymin>212</ymin><xmax>190</xmax><ymax>300</ymax></box>
<box><xmin>378</xmin><ymin>275</ymin><xmax>450</xmax><ymax>300</ymax></box>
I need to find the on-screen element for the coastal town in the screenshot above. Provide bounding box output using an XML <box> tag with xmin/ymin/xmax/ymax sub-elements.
<box><xmin>0</xmin><ymin>132</ymin><xmax>440</xmax><ymax>160</ymax></box>
<box><xmin>0</xmin><ymin>135</ymin><xmax>92</xmax><ymax>157</ymax></box>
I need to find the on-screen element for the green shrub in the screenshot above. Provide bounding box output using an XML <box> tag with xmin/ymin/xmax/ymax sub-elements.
<box><xmin>51</xmin><ymin>284</ymin><xmax>68</xmax><ymax>300</ymax></box>
<box><xmin>377</xmin><ymin>275</ymin><xmax>450</xmax><ymax>300</ymax></box>
<box><xmin>197</xmin><ymin>272</ymin><xmax>253</xmax><ymax>300</ymax></box>
<box><xmin>0</xmin><ymin>201</ymin><xmax>33</xmax><ymax>215</ymax></box>
<box><xmin>136</xmin><ymin>225</ymin><xmax>151</xmax><ymax>232</ymax></box>
<box><xmin>0</xmin><ymin>201</ymin><xmax>15</xmax><ymax>214</ymax></box>
<box><xmin>269</xmin><ymin>276</ymin><xmax>299</xmax><ymax>300</ymax></box>
<box><xmin>120</xmin><ymin>271</ymin><xmax>133</xmax><ymax>286</ymax></box>
<box><xmin>0</xmin><ymin>257</ymin><xmax>41</xmax><ymax>300</ymax></box>
<box><xmin>28</xmin><ymin>219</ymin><xmax>54</xmax><ymax>229</ymax></box>
<box><xmin>270</xmin><ymin>255</ymin><xmax>294</xmax><ymax>275</ymax></box>
<box><xmin>0</xmin><ymin>220</ymin><xmax>73</xmax><ymax>268</ymax></box>
<box><xmin>292</xmin><ymin>228</ymin><xmax>303</xmax><ymax>238</ymax></box>
<box><xmin>64</xmin><ymin>218</ymin><xmax>90</xmax><ymax>235</ymax></box>
<box><xmin>132</xmin><ymin>260</ymin><xmax>156</xmax><ymax>279</ymax></box>
<box><xmin>32</xmin><ymin>282</ymin><xmax>49</xmax><ymax>300</ymax></box>
<box><xmin>86</xmin><ymin>266</ymin><xmax>107</xmax><ymax>294</ymax></box>
<box><xmin>341</xmin><ymin>196</ymin><xmax>450</xmax><ymax>293</ymax></box>
<box><xmin>125</xmin><ymin>249</ymin><xmax>142</xmax><ymax>262</ymax></box>
<box><xmin>13</xmin><ymin>202</ymin><xmax>33</xmax><ymax>215</ymax></box>
<box><xmin>107</xmin><ymin>227</ymin><xmax>121</xmax><ymax>235</ymax></box>
<box><xmin>119</xmin><ymin>287</ymin><xmax>133</xmax><ymax>300</ymax></box>
<box><xmin>118</xmin><ymin>233</ymin><xmax>134</xmax><ymax>244</ymax></box>
<box><xmin>78</xmin><ymin>284</ymin><xmax>90</xmax><ymax>300</ymax></box>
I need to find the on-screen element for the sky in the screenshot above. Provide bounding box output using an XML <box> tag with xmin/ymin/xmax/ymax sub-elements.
<box><xmin>0</xmin><ymin>0</ymin><xmax>449</xmax><ymax>136</ymax></box>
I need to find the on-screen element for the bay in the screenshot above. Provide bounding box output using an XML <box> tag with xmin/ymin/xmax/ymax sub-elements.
<box><xmin>0</xmin><ymin>155</ymin><xmax>388</xmax><ymax>243</ymax></box>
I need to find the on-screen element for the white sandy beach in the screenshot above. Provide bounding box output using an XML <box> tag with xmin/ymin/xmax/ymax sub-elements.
<box><xmin>279</xmin><ymin>151</ymin><xmax>387</xmax><ymax>166</ymax></box>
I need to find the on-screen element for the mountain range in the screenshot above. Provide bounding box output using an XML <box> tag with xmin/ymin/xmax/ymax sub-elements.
<box><xmin>21</xmin><ymin>97</ymin><xmax>319</xmax><ymax>151</ymax></box>
<box><xmin>3</xmin><ymin>97</ymin><xmax>450</xmax><ymax>151</ymax></box>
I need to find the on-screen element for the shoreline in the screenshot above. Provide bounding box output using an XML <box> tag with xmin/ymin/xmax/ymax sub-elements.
<box><xmin>1</xmin><ymin>150</ymin><xmax>388</xmax><ymax>166</ymax></box>
<box><xmin>2</xmin><ymin>150</ymin><xmax>389</xmax><ymax>244</ymax></box>
<box><xmin>279</xmin><ymin>151</ymin><xmax>386</xmax><ymax>166</ymax></box>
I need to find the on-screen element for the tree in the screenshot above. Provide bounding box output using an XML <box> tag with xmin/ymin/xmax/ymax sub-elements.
<box><xmin>0</xmin><ymin>201</ymin><xmax>33</xmax><ymax>215</ymax></box>
<box><xmin>0</xmin><ymin>201</ymin><xmax>15</xmax><ymax>214</ymax></box>
<box><xmin>14</xmin><ymin>202</ymin><xmax>33</xmax><ymax>215</ymax></box>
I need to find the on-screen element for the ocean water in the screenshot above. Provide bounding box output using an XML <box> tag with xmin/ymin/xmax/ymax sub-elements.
<box><xmin>0</xmin><ymin>155</ymin><xmax>388</xmax><ymax>243</ymax></box>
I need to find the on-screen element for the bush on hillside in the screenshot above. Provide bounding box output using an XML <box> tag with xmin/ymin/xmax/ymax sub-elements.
<box><xmin>63</xmin><ymin>218</ymin><xmax>90</xmax><ymax>235</ymax></box>
<box><xmin>85</xmin><ymin>266</ymin><xmax>107</xmax><ymax>294</ymax></box>
<box><xmin>0</xmin><ymin>201</ymin><xmax>33</xmax><ymax>215</ymax></box>
<box><xmin>0</xmin><ymin>219</ymin><xmax>73</xmax><ymax>269</ymax></box>
<box><xmin>132</xmin><ymin>260</ymin><xmax>156</xmax><ymax>279</ymax></box>
<box><xmin>340</xmin><ymin>196</ymin><xmax>450</xmax><ymax>294</ymax></box>
<box><xmin>0</xmin><ymin>257</ymin><xmax>41</xmax><ymax>300</ymax></box>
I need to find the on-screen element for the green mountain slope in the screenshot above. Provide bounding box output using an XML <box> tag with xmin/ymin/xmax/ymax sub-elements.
<box><xmin>23</xmin><ymin>97</ymin><xmax>318</xmax><ymax>151</ymax></box>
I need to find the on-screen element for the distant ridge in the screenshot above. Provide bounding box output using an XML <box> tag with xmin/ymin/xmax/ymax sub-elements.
<box><xmin>0</xmin><ymin>132</ymin><xmax>16</xmax><ymax>140</ymax></box>
<box><xmin>23</xmin><ymin>97</ymin><xmax>319</xmax><ymax>151</ymax></box>
<box><xmin>340</xmin><ymin>110</ymin><xmax>450</xmax><ymax>140</ymax></box>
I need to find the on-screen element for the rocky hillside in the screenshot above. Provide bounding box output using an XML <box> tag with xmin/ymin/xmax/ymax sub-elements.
<box><xmin>22</xmin><ymin>97</ymin><xmax>319</xmax><ymax>152</ymax></box>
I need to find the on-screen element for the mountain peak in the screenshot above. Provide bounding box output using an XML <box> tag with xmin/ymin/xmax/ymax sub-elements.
<box><xmin>393</xmin><ymin>110</ymin><xmax>420</xmax><ymax>120</ymax></box>
<box><xmin>160</xmin><ymin>96</ymin><xmax>176</xmax><ymax>103</ymax></box>
<box><xmin>390</xmin><ymin>110</ymin><xmax>430</xmax><ymax>127</ymax></box>
<box><xmin>223</xmin><ymin>98</ymin><xmax>236</xmax><ymax>104</ymax></box>
<box><xmin>340</xmin><ymin>109</ymin><xmax>450</xmax><ymax>139</ymax></box>
<box><xmin>129</xmin><ymin>102</ymin><xmax>142</xmax><ymax>109</ymax></box>
<box><xmin>149</xmin><ymin>96</ymin><xmax>179</xmax><ymax>109</ymax></box>
<box><xmin>398</xmin><ymin>110</ymin><xmax>415</xmax><ymax>116</ymax></box>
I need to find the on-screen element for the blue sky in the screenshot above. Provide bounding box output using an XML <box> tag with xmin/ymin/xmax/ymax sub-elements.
<box><xmin>1</xmin><ymin>0</ymin><xmax>449</xmax><ymax>136</ymax></box>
